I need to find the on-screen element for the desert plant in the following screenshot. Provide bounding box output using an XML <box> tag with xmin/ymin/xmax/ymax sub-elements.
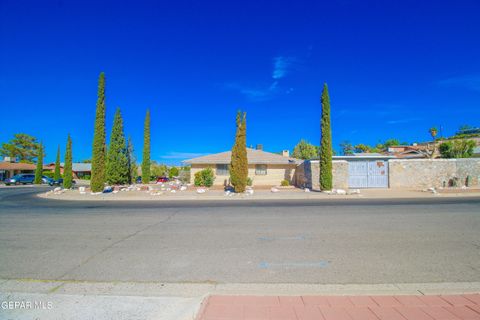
<box><xmin>280</xmin><ymin>179</ymin><xmax>290</xmax><ymax>186</ymax></box>
<box><xmin>319</xmin><ymin>83</ymin><xmax>333</xmax><ymax>190</ymax></box>
<box><xmin>439</xmin><ymin>140</ymin><xmax>476</xmax><ymax>158</ymax></box>
<box><xmin>429</xmin><ymin>127</ymin><xmax>438</xmax><ymax>140</ymax></box>
<box><xmin>106</xmin><ymin>108</ymin><xmax>129</xmax><ymax>185</ymax></box>
<box><xmin>91</xmin><ymin>72</ymin><xmax>107</xmax><ymax>192</ymax></box>
<box><xmin>126</xmin><ymin>136</ymin><xmax>137</xmax><ymax>184</ymax></box>
<box><xmin>141</xmin><ymin>109</ymin><xmax>151</xmax><ymax>183</ymax></box>
<box><xmin>230</xmin><ymin>111</ymin><xmax>248</xmax><ymax>192</ymax></box>
<box><xmin>292</xmin><ymin>139</ymin><xmax>318</xmax><ymax>159</ymax></box>
<box><xmin>169</xmin><ymin>166</ymin><xmax>179</xmax><ymax>179</ymax></box>
<box><xmin>54</xmin><ymin>145</ymin><xmax>61</xmax><ymax>180</ymax></box>
<box><xmin>34</xmin><ymin>143</ymin><xmax>44</xmax><ymax>184</ymax></box>
<box><xmin>194</xmin><ymin>168</ymin><xmax>215</xmax><ymax>187</ymax></box>
<box><xmin>179</xmin><ymin>167</ymin><xmax>191</xmax><ymax>183</ymax></box>
<box><xmin>247</xmin><ymin>177</ymin><xmax>253</xmax><ymax>186</ymax></box>
<box><xmin>63</xmin><ymin>135</ymin><xmax>73</xmax><ymax>189</ymax></box>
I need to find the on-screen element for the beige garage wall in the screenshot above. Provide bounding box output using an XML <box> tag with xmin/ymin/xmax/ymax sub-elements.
<box><xmin>190</xmin><ymin>163</ymin><xmax>298</xmax><ymax>186</ymax></box>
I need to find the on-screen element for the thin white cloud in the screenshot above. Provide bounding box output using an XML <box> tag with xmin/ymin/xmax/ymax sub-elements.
<box><xmin>272</xmin><ymin>56</ymin><xmax>296</xmax><ymax>79</ymax></box>
<box><xmin>224</xmin><ymin>82</ymin><xmax>279</xmax><ymax>102</ymax></box>
<box><xmin>159</xmin><ymin>152</ymin><xmax>208</xmax><ymax>159</ymax></box>
<box><xmin>386</xmin><ymin>117</ymin><xmax>421</xmax><ymax>124</ymax></box>
<box><xmin>438</xmin><ymin>74</ymin><xmax>480</xmax><ymax>92</ymax></box>
<box><xmin>224</xmin><ymin>55</ymin><xmax>298</xmax><ymax>101</ymax></box>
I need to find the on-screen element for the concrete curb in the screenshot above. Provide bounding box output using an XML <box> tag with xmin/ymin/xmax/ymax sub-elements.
<box><xmin>1</xmin><ymin>279</ymin><xmax>479</xmax><ymax>296</ymax></box>
<box><xmin>37</xmin><ymin>191</ymin><xmax>480</xmax><ymax>202</ymax></box>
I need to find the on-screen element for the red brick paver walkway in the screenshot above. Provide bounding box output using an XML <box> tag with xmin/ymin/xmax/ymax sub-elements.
<box><xmin>196</xmin><ymin>294</ymin><xmax>480</xmax><ymax>320</ymax></box>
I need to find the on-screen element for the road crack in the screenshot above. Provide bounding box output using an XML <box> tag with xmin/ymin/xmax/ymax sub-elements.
<box><xmin>56</xmin><ymin>210</ymin><xmax>179</xmax><ymax>280</ymax></box>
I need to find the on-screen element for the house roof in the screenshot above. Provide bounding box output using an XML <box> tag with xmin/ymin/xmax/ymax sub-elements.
<box><xmin>184</xmin><ymin>148</ymin><xmax>302</xmax><ymax>165</ymax></box>
<box><xmin>353</xmin><ymin>152</ymin><xmax>384</xmax><ymax>157</ymax></box>
<box><xmin>47</xmin><ymin>162</ymin><xmax>92</xmax><ymax>171</ymax></box>
<box><xmin>332</xmin><ymin>153</ymin><xmax>395</xmax><ymax>160</ymax></box>
<box><xmin>0</xmin><ymin>162</ymin><xmax>49</xmax><ymax>170</ymax></box>
<box><xmin>61</xmin><ymin>163</ymin><xmax>92</xmax><ymax>172</ymax></box>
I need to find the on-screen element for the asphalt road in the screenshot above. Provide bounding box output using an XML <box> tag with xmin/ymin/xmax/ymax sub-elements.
<box><xmin>0</xmin><ymin>186</ymin><xmax>479</xmax><ymax>284</ymax></box>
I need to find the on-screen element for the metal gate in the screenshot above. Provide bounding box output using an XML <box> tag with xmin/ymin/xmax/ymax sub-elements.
<box><xmin>348</xmin><ymin>160</ymin><xmax>389</xmax><ymax>188</ymax></box>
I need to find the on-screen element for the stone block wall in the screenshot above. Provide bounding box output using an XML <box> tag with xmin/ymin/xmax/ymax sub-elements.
<box><xmin>389</xmin><ymin>159</ymin><xmax>480</xmax><ymax>189</ymax></box>
<box><xmin>296</xmin><ymin>158</ymin><xmax>480</xmax><ymax>190</ymax></box>
<box><xmin>295</xmin><ymin>160</ymin><xmax>348</xmax><ymax>191</ymax></box>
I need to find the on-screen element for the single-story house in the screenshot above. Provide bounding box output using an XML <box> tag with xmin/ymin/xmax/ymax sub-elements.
<box><xmin>184</xmin><ymin>147</ymin><xmax>302</xmax><ymax>186</ymax></box>
<box><xmin>44</xmin><ymin>162</ymin><xmax>92</xmax><ymax>179</ymax></box>
<box><xmin>0</xmin><ymin>159</ymin><xmax>50</xmax><ymax>181</ymax></box>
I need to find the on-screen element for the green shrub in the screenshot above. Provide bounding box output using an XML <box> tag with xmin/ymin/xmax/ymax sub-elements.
<box><xmin>247</xmin><ymin>177</ymin><xmax>253</xmax><ymax>186</ymax></box>
<box><xmin>42</xmin><ymin>171</ymin><xmax>54</xmax><ymax>178</ymax></box>
<box><xmin>194</xmin><ymin>168</ymin><xmax>215</xmax><ymax>187</ymax></box>
<box><xmin>439</xmin><ymin>140</ymin><xmax>476</xmax><ymax>158</ymax></box>
<box><xmin>169</xmin><ymin>166</ymin><xmax>179</xmax><ymax>179</ymax></box>
<box><xmin>280</xmin><ymin>179</ymin><xmax>290</xmax><ymax>186</ymax></box>
<box><xmin>179</xmin><ymin>169</ymin><xmax>191</xmax><ymax>183</ymax></box>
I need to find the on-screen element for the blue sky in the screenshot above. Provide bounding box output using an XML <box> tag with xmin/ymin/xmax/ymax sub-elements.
<box><xmin>1</xmin><ymin>0</ymin><xmax>479</xmax><ymax>164</ymax></box>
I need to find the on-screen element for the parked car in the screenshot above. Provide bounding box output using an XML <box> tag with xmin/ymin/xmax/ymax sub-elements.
<box><xmin>4</xmin><ymin>174</ymin><xmax>55</xmax><ymax>185</ymax></box>
<box><xmin>4</xmin><ymin>174</ymin><xmax>35</xmax><ymax>185</ymax></box>
<box><xmin>49</xmin><ymin>178</ymin><xmax>76</xmax><ymax>186</ymax></box>
<box><xmin>156</xmin><ymin>176</ymin><xmax>169</xmax><ymax>183</ymax></box>
<box><xmin>42</xmin><ymin>176</ymin><xmax>54</xmax><ymax>185</ymax></box>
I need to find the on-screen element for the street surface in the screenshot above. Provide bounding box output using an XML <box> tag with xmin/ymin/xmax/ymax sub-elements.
<box><xmin>1</xmin><ymin>186</ymin><xmax>479</xmax><ymax>285</ymax></box>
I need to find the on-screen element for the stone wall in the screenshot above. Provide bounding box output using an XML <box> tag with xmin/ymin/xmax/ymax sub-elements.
<box><xmin>296</xmin><ymin>158</ymin><xmax>480</xmax><ymax>190</ymax></box>
<box><xmin>389</xmin><ymin>158</ymin><xmax>480</xmax><ymax>189</ymax></box>
<box><xmin>295</xmin><ymin>160</ymin><xmax>348</xmax><ymax>191</ymax></box>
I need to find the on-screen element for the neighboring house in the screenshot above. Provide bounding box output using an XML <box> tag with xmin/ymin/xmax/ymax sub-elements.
<box><xmin>384</xmin><ymin>145</ymin><xmax>429</xmax><ymax>159</ymax></box>
<box><xmin>44</xmin><ymin>162</ymin><xmax>92</xmax><ymax>179</ymax></box>
<box><xmin>0</xmin><ymin>157</ymin><xmax>50</xmax><ymax>181</ymax></box>
<box><xmin>184</xmin><ymin>147</ymin><xmax>302</xmax><ymax>186</ymax></box>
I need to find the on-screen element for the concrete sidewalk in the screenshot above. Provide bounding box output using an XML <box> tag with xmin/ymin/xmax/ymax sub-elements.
<box><xmin>2</xmin><ymin>279</ymin><xmax>480</xmax><ymax>319</ymax></box>
<box><xmin>196</xmin><ymin>294</ymin><xmax>480</xmax><ymax>320</ymax></box>
<box><xmin>0</xmin><ymin>292</ymin><xmax>201</xmax><ymax>320</ymax></box>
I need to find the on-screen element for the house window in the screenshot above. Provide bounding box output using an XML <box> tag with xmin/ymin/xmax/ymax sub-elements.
<box><xmin>216</xmin><ymin>164</ymin><xmax>229</xmax><ymax>175</ymax></box>
<box><xmin>255</xmin><ymin>164</ymin><xmax>267</xmax><ymax>175</ymax></box>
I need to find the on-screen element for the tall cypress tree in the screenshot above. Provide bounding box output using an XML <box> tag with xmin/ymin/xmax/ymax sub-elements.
<box><xmin>91</xmin><ymin>72</ymin><xmax>107</xmax><ymax>192</ymax></box>
<box><xmin>127</xmin><ymin>136</ymin><xmax>137</xmax><ymax>184</ymax></box>
<box><xmin>230</xmin><ymin>111</ymin><xmax>248</xmax><ymax>193</ymax></box>
<box><xmin>63</xmin><ymin>135</ymin><xmax>73</xmax><ymax>189</ymax></box>
<box><xmin>54</xmin><ymin>145</ymin><xmax>61</xmax><ymax>180</ymax></box>
<box><xmin>141</xmin><ymin>109</ymin><xmax>151</xmax><ymax>184</ymax></box>
<box><xmin>34</xmin><ymin>143</ymin><xmax>44</xmax><ymax>184</ymax></box>
<box><xmin>319</xmin><ymin>83</ymin><xmax>333</xmax><ymax>190</ymax></box>
<box><xmin>106</xmin><ymin>108</ymin><xmax>129</xmax><ymax>185</ymax></box>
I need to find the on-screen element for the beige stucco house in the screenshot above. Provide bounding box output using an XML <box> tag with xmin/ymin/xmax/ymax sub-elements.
<box><xmin>184</xmin><ymin>148</ymin><xmax>302</xmax><ymax>186</ymax></box>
